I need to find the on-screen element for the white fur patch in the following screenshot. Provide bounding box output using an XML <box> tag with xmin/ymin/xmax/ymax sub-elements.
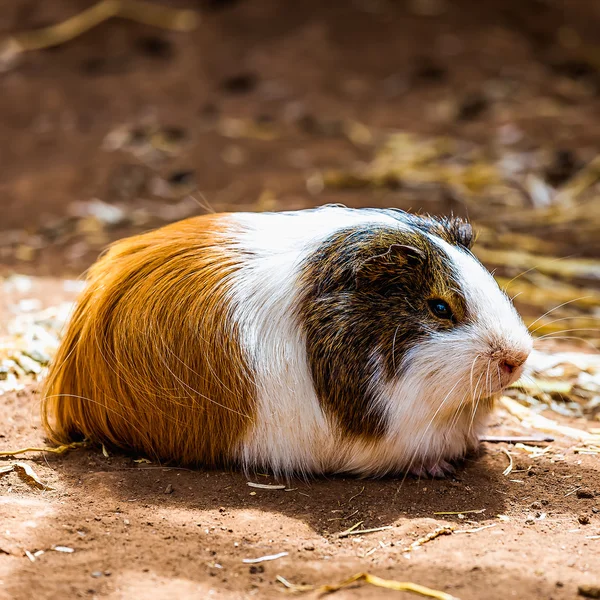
<box><xmin>227</xmin><ymin>206</ymin><xmax>401</xmax><ymax>476</ymax></box>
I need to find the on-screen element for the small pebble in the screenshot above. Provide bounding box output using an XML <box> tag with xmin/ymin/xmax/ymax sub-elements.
<box><xmin>579</xmin><ymin>585</ymin><xmax>600</xmax><ymax>599</ymax></box>
<box><xmin>553</xmin><ymin>59</ymin><xmax>596</xmax><ymax>81</ymax></box>
<box><xmin>167</xmin><ymin>170</ymin><xmax>196</xmax><ymax>187</ymax></box>
<box><xmin>578</xmin><ymin>514</ymin><xmax>591</xmax><ymax>525</ymax></box>
<box><xmin>91</xmin><ymin>571</ymin><xmax>103</xmax><ymax>578</ymax></box>
<box><xmin>414</xmin><ymin>59</ymin><xmax>447</xmax><ymax>82</ymax></box>
<box><xmin>545</xmin><ymin>149</ymin><xmax>579</xmax><ymax>186</ymax></box>
<box><xmin>164</xmin><ymin>484</ymin><xmax>173</xmax><ymax>494</ymax></box>
<box><xmin>577</xmin><ymin>488</ymin><xmax>595</xmax><ymax>499</ymax></box>
<box><xmin>531</xmin><ymin>501</ymin><xmax>542</xmax><ymax>510</ymax></box>
<box><xmin>456</xmin><ymin>93</ymin><xmax>488</xmax><ymax>121</ymax></box>
<box><xmin>221</xmin><ymin>73</ymin><xmax>258</xmax><ymax>95</ymax></box>
<box><xmin>136</xmin><ymin>36</ymin><xmax>173</xmax><ymax>60</ymax></box>
<box><xmin>161</xmin><ymin>126</ymin><xmax>187</xmax><ymax>144</ymax></box>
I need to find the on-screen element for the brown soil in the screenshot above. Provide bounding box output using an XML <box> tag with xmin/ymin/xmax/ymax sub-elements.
<box><xmin>1</xmin><ymin>1</ymin><xmax>600</xmax><ymax>599</ymax></box>
<box><xmin>1</xmin><ymin>376</ymin><xmax>599</xmax><ymax>600</ymax></box>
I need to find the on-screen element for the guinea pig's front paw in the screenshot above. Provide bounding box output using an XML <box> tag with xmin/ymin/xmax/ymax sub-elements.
<box><xmin>409</xmin><ymin>460</ymin><xmax>456</xmax><ymax>479</ymax></box>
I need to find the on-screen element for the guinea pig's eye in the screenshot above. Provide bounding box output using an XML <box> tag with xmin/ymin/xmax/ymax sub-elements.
<box><xmin>427</xmin><ymin>298</ymin><xmax>454</xmax><ymax>321</ymax></box>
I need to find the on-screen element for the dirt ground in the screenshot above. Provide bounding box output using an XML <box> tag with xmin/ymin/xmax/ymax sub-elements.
<box><xmin>1</xmin><ymin>1</ymin><xmax>599</xmax><ymax>599</ymax></box>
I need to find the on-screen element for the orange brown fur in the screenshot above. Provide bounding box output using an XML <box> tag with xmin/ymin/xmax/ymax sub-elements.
<box><xmin>42</xmin><ymin>215</ymin><xmax>256</xmax><ymax>466</ymax></box>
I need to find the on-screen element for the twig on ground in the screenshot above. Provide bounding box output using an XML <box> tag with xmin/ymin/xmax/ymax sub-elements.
<box><xmin>402</xmin><ymin>525</ymin><xmax>456</xmax><ymax>555</ymax></box>
<box><xmin>433</xmin><ymin>509</ymin><xmax>485</xmax><ymax>516</ymax></box>
<box><xmin>347</xmin><ymin>486</ymin><xmax>365</xmax><ymax>503</ymax></box>
<box><xmin>247</xmin><ymin>482</ymin><xmax>286</xmax><ymax>490</ymax></box>
<box><xmin>0</xmin><ymin>462</ymin><xmax>53</xmax><ymax>490</ymax></box>
<box><xmin>276</xmin><ymin>572</ymin><xmax>461</xmax><ymax>599</ymax></box>
<box><xmin>3</xmin><ymin>0</ymin><xmax>198</xmax><ymax>59</ymax></box>
<box><xmin>454</xmin><ymin>524</ymin><xmax>497</xmax><ymax>534</ymax></box>
<box><xmin>337</xmin><ymin>521</ymin><xmax>363</xmax><ymax>537</ymax></box>
<box><xmin>480</xmin><ymin>435</ymin><xmax>554</xmax><ymax>444</ymax></box>
<box><xmin>243</xmin><ymin>552</ymin><xmax>288</xmax><ymax>564</ymax></box>
<box><xmin>501</xmin><ymin>448</ymin><xmax>514</xmax><ymax>476</ymax></box>
<box><xmin>338</xmin><ymin>526</ymin><xmax>393</xmax><ymax>539</ymax></box>
<box><xmin>0</xmin><ymin>442</ymin><xmax>86</xmax><ymax>457</ymax></box>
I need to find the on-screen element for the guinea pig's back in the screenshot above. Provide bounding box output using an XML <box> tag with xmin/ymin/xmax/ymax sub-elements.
<box><xmin>42</xmin><ymin>214</ymin><xmax>258</xmax><ymax>465</ymax></box>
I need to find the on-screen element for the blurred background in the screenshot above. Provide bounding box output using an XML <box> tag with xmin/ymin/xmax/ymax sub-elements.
<box><xmin>0</xmin><ymin>0</ymin><xmax>599</xmax><ymax>346</ymax></box>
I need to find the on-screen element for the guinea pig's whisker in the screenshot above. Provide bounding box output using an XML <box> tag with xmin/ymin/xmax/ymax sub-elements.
<box><xmin>534</xmin><ymin>335</ymin><xmax>600</xmax><ymax>352</ymax></box>
<box><xmin>462</xmin><ymin>369</ymin><xmax>485</xmax><ymax>434</ymax></box>
<box><xmin>496</xmin><ymin>363</ymin><xmax>501</xmax><ymax>389</ymax></box>
<box><xmin>501</xmin><ymin>255</ymin><xmax>576</xmax><ymax>291</ymax></box>
<box><xmin>397</xmin><ymin>377</ymin><xmax>464</xmax><ymax>487</ymax></box>
<box><xmin>468</xmin><ymin>354</ymin><xmax>482</xmax><ymax>399</ymax></box>
<box><xmin>469</xmin><ymin>394</ymin><xmax>482</xmax><ymax>436</ymax></box>
<box><xmin>528</xmin><ymin>297</ymin><xmax>592</xmax><ymax>330</ymax></box>
<box><xmin>469</xmin><ymin>365</ymin><xmax>488</xmax><ymax>432</ymax></box>
<box><xmin>501</xmin><ymin>266</ymin><xmax>539</xmax><ymax>291</ymax></box>
<box><xmin>465</xmin><ymin>355</ymin><xmax>482</xmax><ymax>431</ymax></box>
<box><xmin>486</xmin><ymin>360</ymin><xmax>492</xmax><ymax>395</ymax></box>
<box><xmin>536</xmin><ymin>327</ymin><xmax>600</xmax><ymax>340</ymax></box>
<box><xmin>518</xmin><ymin>373</ymin><xmax>549</xmax><ymax>398</ymax></box>
<box><xmin>447</xmin><ymin>391</ymin><xmax>468</xmax><ymax>434</ymax></box>
<box><xmin>529</xmin><ymin>296</ymin><xmax>599</xmax><ymax>333</ymax></box>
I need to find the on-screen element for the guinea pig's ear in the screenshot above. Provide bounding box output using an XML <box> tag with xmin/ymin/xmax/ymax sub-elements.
<box><xmin>356</xmin><ymin>244</ymin><xmax>425</xmax><ymax>288</ymax></box>
<box><xmin>444</xmin><ymin>218</ymin><xmax>475</xmax><ymax>250</ymax></box>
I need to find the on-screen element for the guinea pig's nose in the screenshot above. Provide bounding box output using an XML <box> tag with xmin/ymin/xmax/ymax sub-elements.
<box><xmin>499</xmin><ymin>351</ymin><xmax>529</xmax><ymax>375</ymax></box>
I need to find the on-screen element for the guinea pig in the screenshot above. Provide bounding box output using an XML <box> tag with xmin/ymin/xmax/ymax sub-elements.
<box><xmin>42</xmin><ymin>206</ymin><xmax>532</xmax><ymax>478</ymax></box>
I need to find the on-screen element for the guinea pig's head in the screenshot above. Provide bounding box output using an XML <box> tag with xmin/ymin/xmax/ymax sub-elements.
<box><xmin>351</xmin><ymin>215</ymin><xmax>533</xmax><ymax>419</ymax></box>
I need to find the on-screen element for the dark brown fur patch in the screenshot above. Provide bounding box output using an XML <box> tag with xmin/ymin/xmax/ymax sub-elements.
<box><xmin>297</xmin><ymin>212</ymin><xmax>471</xmax><ymax>441</ymax></box>
<box><xmin>42</xmin><ymin>215</ymin><xmax>256</xmax><ymax>466</ymax></box>
<box><xmin>386</xmin><ymin>210</ymin><xmax>475</xmax><ymax>250</ymax></box>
